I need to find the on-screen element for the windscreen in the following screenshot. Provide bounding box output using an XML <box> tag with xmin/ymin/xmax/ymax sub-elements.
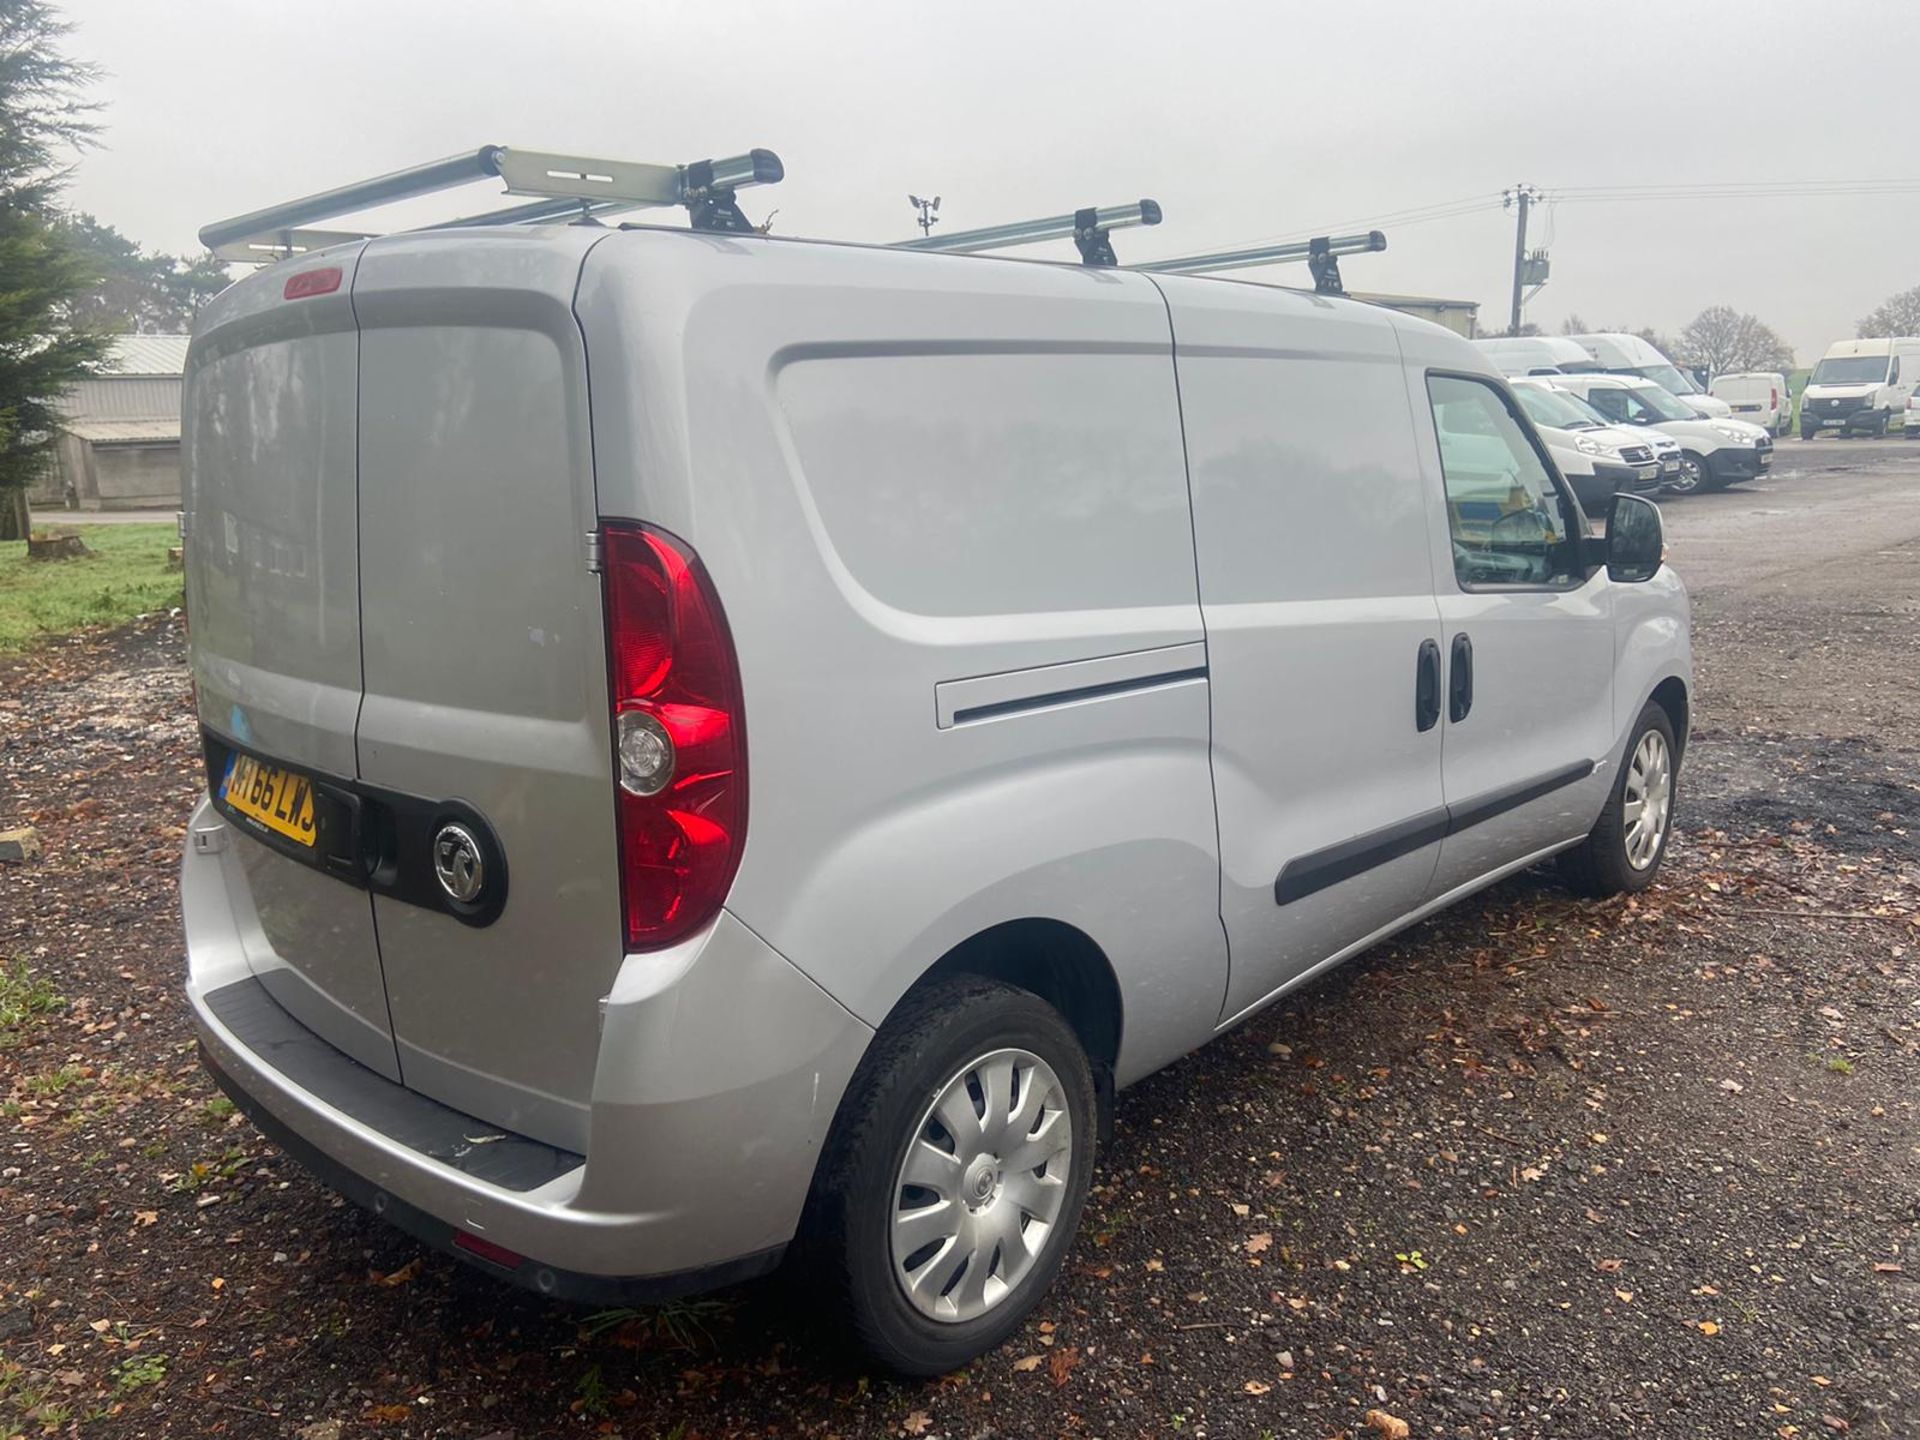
<box><xmin>1811</xmin><ymin>355</ymin><xmax>1891</xmax><ymax>385</ymax></box>
<box><xmin>1629</xmin><ymin>363</ymin><xmax>1702</xmax><ymax>396</ymax></box>
<box><xmin>1628</xmin><ymin>383</ymin><xmax>1696</xmax><ymax>422</ymax></box>
<box><xmin>1513</xmin><ymin>384</ymin><xmax>1603</xmax><ymax>431</ymax></box>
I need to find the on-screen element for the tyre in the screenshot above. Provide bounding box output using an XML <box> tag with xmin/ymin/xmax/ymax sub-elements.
<box><xmin>1560</xmin><ymin>701</ymin><xmax>1677</xmax><ymax>898</ymax></box>
<box><xmin>803</xmin><ymin>975</ymin><xmax>1097</xmax><ymax>1376</ymax></box>
<box><xmin>1800</xmin><ymin>425</ymin><xmax>1817</xmax><ymax>441</ymax></box>
<box><xmin>1667</xmin><ymin>452</ymin><xmax>1707</xmax><ymax>495</ymax></box>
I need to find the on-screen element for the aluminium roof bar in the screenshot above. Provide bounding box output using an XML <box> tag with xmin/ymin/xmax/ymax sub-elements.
<box><xmin>896</xmin><ymin>201</ymin><xmax>1162</xmax><ymax>267</ymax></box>
<box><xmin>200</xmin><ymin>145</ymin><xmax>784</xmax><ymax>256</ymax></box>
<box><xmin>1133</xmin><ymin>229</ymin><xmax>1386</xmax><ymax>294</ymax></box>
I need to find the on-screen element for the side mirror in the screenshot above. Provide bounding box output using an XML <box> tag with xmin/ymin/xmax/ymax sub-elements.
<box><xmin>1607</xmin><ymin>493</ymin><xmax>1664</xmax><ymax>582</ymax></box>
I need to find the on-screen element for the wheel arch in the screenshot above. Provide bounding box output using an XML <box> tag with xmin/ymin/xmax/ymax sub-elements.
<box><xmin>917</xmin><ymin>918</ymin><xmax>1123</xmax><ymax>1133</ymax></box>
<box><xmin>1649</xmin><ymin>674</ymin><xmax>1690</xmax><ymax>768</ymax></box>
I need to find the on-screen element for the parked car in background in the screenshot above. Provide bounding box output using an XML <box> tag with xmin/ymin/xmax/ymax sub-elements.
<box><xmin>1473</xmin><ymin>335</ymin><xmax>1603</xmax><ymax>377</ymax></box>
<box><xmin>1799</xmin><ymin>337</ymin><xmax>1920</xmax><ymax>439</ymax></box>
<box><xmin>1547</xmin><ymin>374</ymin><xmax>1771</xmax><ymax>494</ymax></box>
<box><xmin>1708</xmin><ymin>371</ymin><xmax>1791</xmax><ymax>436</ymax></box>
<box><xmin>1508</xmin><ymin>377</ymin><xmax>1665</xmax><ymax>513</ymax></box>
<box><xmin>180</xmin><ymin>218</ymin><xmax>1692</xmax><ymax>1375</ymax></box>
<box><xmin>1565</xmin><ymin>333</ymin><xmax>1734</xmax><ymax>418</ymax></box>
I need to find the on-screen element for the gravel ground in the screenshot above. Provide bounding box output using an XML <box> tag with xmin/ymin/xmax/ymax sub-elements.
<box><xmin>2</xmin><ymin>442</ymin><xmax>1917</xmax><ymax>1439</ymax></box>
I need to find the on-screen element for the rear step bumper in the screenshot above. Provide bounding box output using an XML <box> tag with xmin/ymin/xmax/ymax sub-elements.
<box><xmin>181</xmin><ymin>796</ymin><xmax>873</xmax><ymax>1294</ymax></box>
<box><xmin>197</xmin><ymin>1037</ymin><xmax>783</xmax><ymax>1303</ymax></box>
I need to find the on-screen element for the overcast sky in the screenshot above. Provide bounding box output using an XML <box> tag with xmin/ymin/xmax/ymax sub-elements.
<box><xmin>59</xmin><ymin>0</ymin><xmax>1918</xmax><ymax>365</ymax></box>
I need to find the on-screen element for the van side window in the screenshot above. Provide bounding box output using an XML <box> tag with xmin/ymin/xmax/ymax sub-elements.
<box><xmin>1426</xmin><ymin>374</ymin><xmax>1582</xmax><ymax>589</ymax></box>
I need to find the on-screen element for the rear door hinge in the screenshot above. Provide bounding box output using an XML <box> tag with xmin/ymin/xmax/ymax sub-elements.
<box><xmin>584</xmin><ymin>529</ymin><xmax>604</xmax><ymax>573</ymax></box>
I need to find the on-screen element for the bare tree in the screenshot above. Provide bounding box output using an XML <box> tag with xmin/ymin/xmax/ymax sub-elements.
<box><xmin>1858</xmin><ymin>285</ymin><xmax>1920</xmax><ymax>339</ymax></box>
<box><xmin>1673</xmin><ymin>306</ymin><xmax>1794</xmax><ymax>378</ymax></box>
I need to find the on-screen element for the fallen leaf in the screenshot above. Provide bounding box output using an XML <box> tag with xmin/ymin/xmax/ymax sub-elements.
<box><xmin>1231</xmin><ymin>1203</ymin><xmax>1251</xmax><ymax>1218</ymax></box>
<box><xmin>365</xmin><ymin>1406</ymin><xmax>411</xmax><ymax>1424</ymax></box>
<box><xmin>210</xmin><ymin>1276</ymin><xmax>225</xmax><ymax>1291</ymax></box>
<box><xmin>1244</xmin><ymin>1380</ymin><xmax>1272</xmax><ymax>1395</ymax></box>
<box><xmin>901</xmin><ymin>1412</ymin><xmax>931</xmax><ymax>1437</ymax></box>
<box><xmin>1812</xmin><ymin>1376</ymin><xmax>1832</xmax><ymax>1387</ymax></box>
<box><xmin>1872</xmin><ymin>1262</ymin><xmax>1902</xmax><ymax>1274</ymax></box>
<box><xmin>1719</xmin><ymin>1078</ymin><xmax>1745</xmax><ymax>1094</ymax></box>
<box><xmin>1696</xmin><ymin>1320</ymin><xmax>1721</xmax><ymax>1336</ymax></box>
<box><xmin>1820</xmin><ymin>1416</ymin><xmax>1850</xmax><ymax>1433</ymax></box>
<box><xmin>1365</xmin><ymin>1408</ymin><xmax>1411</xmax><ymax>1439</ymax></box>
<box><xmin>1049</xmin><ymin>1346</ymin><xmax>1082</xmax><ymax>1388</ymax></box>
<box><xmin>1011</xmin><ymin>1355</ymin><xmax>1043</xmax><ymax>1373</ymax></box>
<box><xmin>1244</xmin><ymin>1232</ymin><xmax>1272</xmax><ymax>1256</ymax></box>
<box><xmin>1596</xmin><ymin>1258</ymin><xmax>1623</xmax><ymax>1274</ymax></box>
<box><xmin>132</xmin><ymin>1211</ymin><xmax>157</xmax><ymax>1227</ymax></box>
<box><xmin>371</xmin><ymin>1257</ymin><xmax>424</xmax><ymax>1288</ymax></box>
<box><xmin>1286</xmin><ymin>1296</ymin><xmax>1309</xmax><ymax>1311</ymax></box>
<box><xmin>1615</xmin><ymin>1289</ymin><xmax>1634</xmax><ymax>1304</ymax></box>
<box><xmin>1144</xmin><ymin>1258</ymin><xmax>1164</xmax><ymax>1273</ymax></box>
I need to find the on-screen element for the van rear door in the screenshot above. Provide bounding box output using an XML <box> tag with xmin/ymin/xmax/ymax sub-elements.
<box><xmin>183</xmin><ymin>246</ymin><xmax>401</xmax><ymax>1080</ymax></box>
<box><xmin>350</xmin><ymin>230</ymin><xmax>620</xmax><ymax>1153</ymax></box>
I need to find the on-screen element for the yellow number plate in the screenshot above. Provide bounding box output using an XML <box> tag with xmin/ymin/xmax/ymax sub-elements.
<box><xmin>222</xmin><ymin>753</ymin><xmax>318</xmax><ymax>847</ymax></box>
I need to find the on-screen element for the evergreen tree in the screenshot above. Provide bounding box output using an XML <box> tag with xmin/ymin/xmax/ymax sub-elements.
<box><xmin>0</xmin><ymin>0</ymin><xmax>108</xmax><ymax>541</ymax></box>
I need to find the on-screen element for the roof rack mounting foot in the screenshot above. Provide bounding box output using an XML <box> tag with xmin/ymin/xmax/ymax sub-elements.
<box><xmin>1308</xmin><ymin>237</ymin><xmax>1345</xmax><ymax>296</ymax></box>
<box><xmin>681</xmin><ymin>150</ymin><xmax>784</xmax><ymax>234</ymax></box>
<box><xmin>1074</xmin><ymin>207</ymin><xmax>1122</xmax><ymax>267</ymax></box>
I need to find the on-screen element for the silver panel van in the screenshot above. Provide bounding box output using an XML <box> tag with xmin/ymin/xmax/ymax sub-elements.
<box><xmin>181</xmin><ymin>222</ymin><xmax>1690</xmax><ymax>1373</ymax></box>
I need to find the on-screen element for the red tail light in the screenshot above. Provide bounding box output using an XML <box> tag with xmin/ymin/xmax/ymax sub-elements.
<box><xmin>601</xmin><ymin>523</ymin><xmax>747</xmax><ymax>950</ymax></box>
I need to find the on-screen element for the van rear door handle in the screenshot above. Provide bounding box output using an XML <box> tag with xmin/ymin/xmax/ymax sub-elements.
<box><xmin>1448</xmin><ymin>632</ymin><xmax>1474</xmax><ymax>723</ymax></box>
<box><xmin>1415</xmin><ymin>639</ymin><xmax>1441</xmax><ymax>732</ymax></box>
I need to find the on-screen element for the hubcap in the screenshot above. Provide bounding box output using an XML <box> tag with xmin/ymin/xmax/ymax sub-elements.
<box><xmin>889</xmin><ymin>1048</ymin><xmax>1074</xmax><ymax>1324</ymax></box>
<box><xmin>1623</xmin><ymin>729</ymin><xmax>1672</xmax><ymax>870</ymax></box>
<box><xmin>1672</xmin><ymin>457</ymin><xmax>1702</xmax><ymax>493</ymax></box>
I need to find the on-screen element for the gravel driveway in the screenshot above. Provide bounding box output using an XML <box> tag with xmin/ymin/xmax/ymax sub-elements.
<box><xmin>2</xmin><ymin>439</ymin><xmax>1916</xmax><ymax>1439</ymax></box>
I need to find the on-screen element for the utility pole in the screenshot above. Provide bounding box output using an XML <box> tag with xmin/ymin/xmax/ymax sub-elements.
<box><xmin>1503</xmin><ymin>183</ymin><xmax>1541</xmax><ymax>334</ymax></box>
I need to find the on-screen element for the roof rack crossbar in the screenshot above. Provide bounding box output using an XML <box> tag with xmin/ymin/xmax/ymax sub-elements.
<box><xmin>895</xmin><ymin>200</ymin><xmax>1162</xmax><ymax>266</ymax></box>
<box><xmin>201</xmin><ymin>145</ymin><xmax>785</xmax><ymax>257</ymax></box>
<box><xmin>1132</xmin><ymin>229</ymin><xmax>1387</xmax><ymax>294</ymax></box>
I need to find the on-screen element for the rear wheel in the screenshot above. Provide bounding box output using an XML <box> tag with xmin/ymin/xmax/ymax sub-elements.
<box><xmin>1800</xmin><ymin>424</ymin><xmax>1817</xmax><ymax>441</ymax></box>
<box><xmin>804</xmin><ymin>976</ymin><xmax>1097</xmax><ymax>1375</ymax></box>
<box><xmin>1560</xmin><ymin>702</ymin><xmax>1677</xmax><ymax>897</ymax></box>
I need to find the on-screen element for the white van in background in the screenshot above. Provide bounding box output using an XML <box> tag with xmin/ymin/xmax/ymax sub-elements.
<box><xmin>1547</xmin><ymin>374</ymin><xmax>1771</xmax><ymax>494</ymax></box>
<box><xmin>1473</xmin><ymin>335</ymin><xmax>1603</xmax><ymax>377</ymax></box>
<box><xmin>1565</xmin><ymin>333</ymin><xmax>1734</xmax><ymax>418</ymax></box>
<box><xmin>1507</xmin><ymin>378</ymin><xmax>1665</xmax><ymax>512</ymax></box>
<box><xmin>1799</xmin><ymin>337</ymin><xmax>1920</xmax><ymax>439</ymax></box>
<box><xmin>1709</xmin><ymin>371</ymin><xmax>1791</xmax><ymax>436</ymax></box>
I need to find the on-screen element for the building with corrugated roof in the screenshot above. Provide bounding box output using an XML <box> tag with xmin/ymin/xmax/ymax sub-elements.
<box><xmin>40</xmin><ymin>335</ymin><xmax>190</xmax><ymax>511</ymax></box>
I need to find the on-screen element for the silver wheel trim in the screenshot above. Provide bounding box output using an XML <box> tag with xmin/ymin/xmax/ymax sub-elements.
<box><xmin>1673</xmin><ymin>456</ymin><xmax>1703</xmax><ymax>492</ymax></box>
<box><xmin>889</xmin><ymin>1047</ymin><xmax>1074</xmax><ymax>1324</ymax></box>
<box><xmin>1622</xmin><ymin>729</ymin><xmax>1672</xmax><ymax>870</ymax></box>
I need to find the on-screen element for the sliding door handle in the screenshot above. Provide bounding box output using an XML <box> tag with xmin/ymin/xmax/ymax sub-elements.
<box><xmin>1448</xmin><ymin>632</ymin><xmax>1474</xmax><ymax>723</ymax></box>
<box><xmin>1415</xmin><ymin>638</ymin><xmax>1441</xmax><ymax>732</ymax></box>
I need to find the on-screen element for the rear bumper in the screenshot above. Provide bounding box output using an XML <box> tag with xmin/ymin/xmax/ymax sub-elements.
<box><xmin>182</xmin><ymin>798</ymin><xmax>873</xmax><ymax>1295</ymax></box>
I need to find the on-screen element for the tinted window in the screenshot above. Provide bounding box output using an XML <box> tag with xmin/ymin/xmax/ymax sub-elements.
<box><xmin>1427</xmin><ymin>375</ymin><xmax>1582</xmax><ymax>588</ymax></box>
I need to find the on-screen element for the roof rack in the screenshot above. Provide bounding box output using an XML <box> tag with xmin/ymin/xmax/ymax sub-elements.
<box><xmin>1132</xmin><ymin>230</ymin><xmax>1387</xmax><ymax>295</ymax></box>
<box><xmin>201</xmin><ymin>144</ymin><xmax>784</xmax><ymax>262</ymax></box>
<box><xmin>895</xmin><ymin>201</ymin><xmax>1162</xmax><ymax>267</ymax></box>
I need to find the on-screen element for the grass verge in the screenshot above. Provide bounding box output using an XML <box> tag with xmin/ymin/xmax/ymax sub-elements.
<box><xmin>0</xmin><ymin>523</ymin><xmax>181</xmax><ymax>654</ymax></box>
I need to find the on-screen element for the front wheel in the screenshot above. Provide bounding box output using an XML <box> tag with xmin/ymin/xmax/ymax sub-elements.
<box><xmin>1667</xmin><ymin>452</ymin><xmax>1707</xmax><ymax>495</ymax></box>
<box><xmin>1560</xmin><ymin>702</ymin><xmax>1677</xmax><ymax>897</ymax></box>
<box><xmin>804</xmin><ymin>975</ymin><xmax>1097</xmax><ymax>1376</ymax></box>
